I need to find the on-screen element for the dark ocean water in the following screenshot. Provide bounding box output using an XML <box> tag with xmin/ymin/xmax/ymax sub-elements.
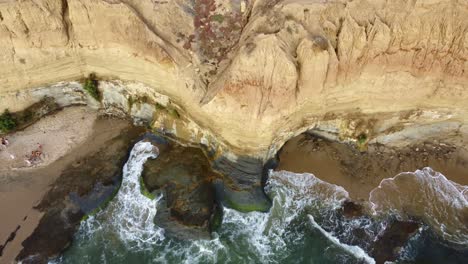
<box><xmin>52</xmin><ymin>141</ymin><xmax>468</xmax><ymax>264</ymax></box>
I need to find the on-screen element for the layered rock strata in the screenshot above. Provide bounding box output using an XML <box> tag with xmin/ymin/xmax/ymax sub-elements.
<box><xmin>0</xmin><ymin>0</ymin><xmax>466</xmax><ymax>157</ymax></box>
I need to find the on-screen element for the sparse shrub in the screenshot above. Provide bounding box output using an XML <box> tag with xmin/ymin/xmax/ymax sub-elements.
<box><xmin>83</xmin><ymin>74</ymin><xmax>100</xmax><ymax>101</ymax></box>
<box><xmin>0</xmin><ymin>109</ymin><xmax>17</xmax><ymax>133</ymax></box>
<box><xmin>356</xmin><ymin>133</ymin><xmax>368</xmax><ymax>152</ymax></box>
<box><xmin>357</xmin><ymin>133</ymin><xmax>367</xmax><ymax>145</ymax></box>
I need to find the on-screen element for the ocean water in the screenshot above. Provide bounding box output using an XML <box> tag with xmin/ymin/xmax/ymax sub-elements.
<box><xmin>53</xmin><ymin>141</ymin><xmax>468</xmax><ymax>264</ymax></box>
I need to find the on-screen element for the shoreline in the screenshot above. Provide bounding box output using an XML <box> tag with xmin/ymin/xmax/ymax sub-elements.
<box><xmin>277</xmin><ymin>133</ymin><xmax>468</xmax><ymax>202</ymax></box>
<box><xmin>276</xmin><ymin>133</ymin><xmax>468</xmax><ymax>262</ymax></box>
<box><xmin>0</xmin><ymin>0</ymin><xmax>467</xmax><ymax>261</ymax></box>
<box><xmin>0</xmin><ymin>103</ymin><xmax>467</xmax><ymax>263</ymax></box>
<box><xmin>0</xmin><ymin>107</ymin><xmax>138</xmax><ymax>263</ymax></box>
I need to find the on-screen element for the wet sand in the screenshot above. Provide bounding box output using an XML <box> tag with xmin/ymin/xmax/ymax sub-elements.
<box><xmin>0</xmin><ymin>107</ymin><xmax>133</xmax><ymax>263</ymax></box>
<box><xmin>277</xmin><ymin>133</ymin><xmax>468</xmax><ymax>201</ymax></box>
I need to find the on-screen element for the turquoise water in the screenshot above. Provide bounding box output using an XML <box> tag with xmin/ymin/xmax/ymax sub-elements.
<box><xmin>54</xmin><ymin>142</ymin><xmax>468</xmax><ymax>264</ymax></box>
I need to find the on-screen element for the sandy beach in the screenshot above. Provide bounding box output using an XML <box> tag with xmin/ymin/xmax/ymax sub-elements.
<box><xmin>0</xmin><ymin>107</ymin><xmax>133</xmax><ymax>263</ymax></box>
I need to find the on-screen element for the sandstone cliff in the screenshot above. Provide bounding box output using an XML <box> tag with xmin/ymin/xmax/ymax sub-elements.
<box><xmin>0</xmin><ymin>0</ymin><xmax>467</xmax><ymax>156</ymax></box>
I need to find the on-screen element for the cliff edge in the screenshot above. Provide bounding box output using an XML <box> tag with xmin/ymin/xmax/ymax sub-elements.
<box><xmin>0</xmin><ymin>0</ymin><xmax>467</xmax><ymax>155</ymax></box>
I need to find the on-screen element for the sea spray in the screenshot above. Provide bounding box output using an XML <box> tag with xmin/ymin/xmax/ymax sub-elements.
<box><xmin>110</xmin><ymin>141</ymin><xmax>164</xmax><ymax>248</ymax></box>
<box><xmin>56</xmin><ymin>141</ymin><xmax>228</xmax><ymax>263</ymax></box>
<box><xmin>211</xmin><ymin>170</ymin><xmax>366</xmax><ymax>262</ymax></box>
<box><xmin>57</xmin><ymin>155</ymin><xmax>467</xmax><ymax>263</ymax></box>
<box><xmin>78</xmin><ymin>141</ymin><xmax>164</xmax><ymax>250</ymax></box>
<box><xmin>58</xmin><ymin>165</ymin><xmax>377</xmax><ymax>263</ymax></box>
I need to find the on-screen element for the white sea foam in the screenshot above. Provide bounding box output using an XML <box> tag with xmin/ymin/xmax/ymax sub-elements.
<box><xmin>369</xmin><ymin>167</ymin><xmax>468</xmax><ymax>245</ymax></box>
<box><xmin>58</xmin><ymin>148</ymin><xmax>468</xmax><ymax>263</ymax></box>
<box><xmin>213</xmin><ymin>170</ymin><xmax>355</xmax><ymax>262</ymax></box>
<box><xmin>67</xmin><ymin>141</ymin><xmax>228</xmax><ymax>263</ymax></box>
<box><xmin>111</xmin><ymin>141</ymin><xmax>164</xmax><ymax>248</ymax></box>
<box><xmin>80</xmin><ymin>141</ymin><xmax>164</xmax><ymax>251</ymax></box>
<box><xmin>266</xmin><ymin>170</ymin><xmax>350</xmax><ymax>210</ymax></box>
<box><xmin>308</xmin><ymin>215</ymin><xmax>376</xmax><ymax>264</ymax></box>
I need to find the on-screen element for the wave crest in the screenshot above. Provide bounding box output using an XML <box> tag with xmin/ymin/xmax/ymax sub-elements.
<box><xmin>369</xmin><ymin>167</ymin><xmax>468</xmax><ymax>245</ymax></box>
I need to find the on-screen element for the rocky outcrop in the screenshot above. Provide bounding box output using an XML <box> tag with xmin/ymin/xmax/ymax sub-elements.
<box><xmin>16</xmin><ymin>119</ymin><xmax>144</xmax><ymax>263</ymax></box>
<box><xmin>142</xmin><ymin>134</ymin><xmax>221</xmax><ymax>239</ymax></box>
<box><xmin>0</xmin><ymin>0</ymin><xmax>467</xmax><ymax>157</ymax></box>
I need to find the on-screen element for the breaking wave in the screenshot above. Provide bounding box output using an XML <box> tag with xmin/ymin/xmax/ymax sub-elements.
<box><xmin>369</xmin><ymin>167</ymin><xmax>468</xmax><ymax>245</ymax></box>
<box><xmin>80</xmin><ymin>141</ymin><xmax>164</xmax><ymax>250</ymax></box>
<box><xmin>54</xmin><ymin>141</ymin><xmax>467</xmax><ymax>263</ymax></box>
<box><xmin>308</xmin><ymin>215</ymin><xmax>375</xmax><ymax>264</ymax></box>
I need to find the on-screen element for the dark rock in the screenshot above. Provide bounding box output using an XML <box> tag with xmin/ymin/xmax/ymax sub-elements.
<box><xmin>17</xmin><ymin>207</ymin><xmax>82</xmax><ymax>264</ymax></box>
<box><xmin>214</xmin><ymin>181</ymin><xmax>271</xmax><ymax>213</ymax></box>
<box><xmin>155</xmin><ymin>193</ymin><xmax>212</xmax><ymax>240</ymax></box>
<box><xmin>142</xmin><ymin>138</ymin><xmax>221</xmax><ymax>239</ymax></box>
<box><xmin>16</xmin><ymin>123</ymin><xmax>144</xmax><ymax>263</ymax></box>
<box><xmin>211</xmin><ymin>154</ymin><xmax>273</xmax><ymax>213</ymax></box>
<box><xmin>342</xmin><ymin>200</ymin><xmax>364</xmax><ymax>219</ymax></box>
<box><xmin>0</xmin><ymin>225</ymin><xmax>20</xmax><ymax>257</ymax></box>
<box><xmin>213</xmin><ymin>155</ymin><xmax>263</xmax><ymax>189</ymax></box>
<box><xmin>209</xmin><ymin>202</ymin><xmax>223</xmax><ymax>232</ymax></box>
<box><xmin>1</xmin><ymin>97</ymin><xmax>60</xmax><ymax>136</ymax></box>
<box><xmin>370</xmin><ymin>220</ymin><xmax>420</xmax><ymax>264</ymax></box>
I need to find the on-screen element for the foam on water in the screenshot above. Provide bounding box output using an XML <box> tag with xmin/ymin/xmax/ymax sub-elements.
<box><xmin>308</xmin><ymin>215</ymin><xmax>376</xmax><ymax>264</ymax></box>
<box><xmin>110</xmin><ymin>141</ymin><xmax>164</xmax><ymax>248</ymax></box>
<box><xmin>57</xmin><ymin>161</ymin><xmax>374</xmax><ymax>263</ymax></box>
<box><xmin>55</xmin><ymin>143</ymin><xmax>467</xmax><ymax>263</ymax></box>
<box><xmin>78</xmin><ymin>141</ymin><xmax>164</xmax><ymax>250</ymax></box>
<box><xmin>210</xmin><ymin>170</ymin><xmax>365</xmax><ymax>262</ymax></box>
<box><xmin>369</xmin><ymin>167</ymin><xmax>468</xmax><ymax>245</ymax></box>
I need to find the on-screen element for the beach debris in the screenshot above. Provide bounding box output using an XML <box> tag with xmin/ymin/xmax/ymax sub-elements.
<box><xmin>0</xmin><ymin>137</ymin><xmax>9</xmax><ymax>146</ymax></box>
<box><xmin>0</xmin><ymin>137</ymin><xmax>9</xmax><ymax>151</ymax></box>
<box><xmin>25</xmin><ymin>143</ymin><xmax>44</xmax><ymax>166</ymax></box>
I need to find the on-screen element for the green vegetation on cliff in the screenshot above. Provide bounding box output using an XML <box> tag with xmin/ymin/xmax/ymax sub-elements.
<box><xmin>357</xmin><ymin>133</ymin><xmax>368</xmax><ymax>152</ymax></box>
<box><xmin>83</xmin><ymin>74</ymin><xmax>100</xmax><ymax>101</ymax></box>
<box><xmin>0</xmin><ymin>109</ymin><xmax>17</xmax><ymax>133</ymax></box>
<box><xmin>0</xmin><ymin>97</ymin><xmax>60</xmax><ymax>135</ymax></box>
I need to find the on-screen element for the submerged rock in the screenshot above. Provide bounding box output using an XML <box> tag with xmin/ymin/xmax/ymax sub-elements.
<box><xmin>322</xmin><ymin>202</ymin><xmax>421</xmax><ymax>264</ymax></box>
<box><xmin>370</xmin><ymin>220</ymin><xmax>420</xmax><ymax>264</ymax></box>
<box><xmin>341</xmin><ymin>200</ymin><xmax>365</xmax><ymax>219</ymax></box>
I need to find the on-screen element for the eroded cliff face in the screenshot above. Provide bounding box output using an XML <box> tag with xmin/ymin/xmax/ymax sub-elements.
<box><xmin>0</xmin><ymin>0</ymin><xmax>467</xmax><ymax>156</ymax></box>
